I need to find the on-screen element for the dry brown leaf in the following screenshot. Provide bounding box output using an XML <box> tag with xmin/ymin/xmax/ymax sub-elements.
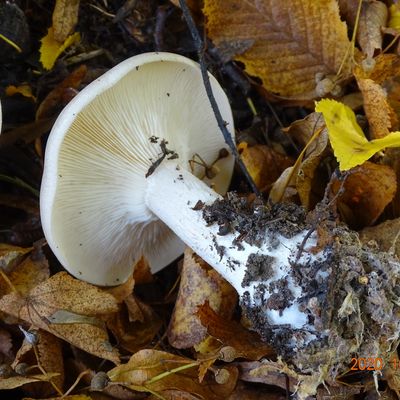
<box><xmin>204</xmin><ymin>0</ymin><xmax>352</xmax><ymax>99</ymax></box>
<box><xmin>168</xmin><ymin>248</ymin><xmax>237</xmax><ymax>349</ymax></box>
<box><xmin>331</xmin><ymin>161</ymin><xmax>397</xmax><ymax>229</ymax></box>
<box><xmin>357</xmin><ymin>78</ymin><xmax>396</xmax><ymax>139</ymax></box>
<box><xmin>355</xmin><ymin>53</ymin><xmax>400</xmax><ymax>83</ymax></box>
<box><xmin>107</xmin><ymin>294</ymin><xmax>161</xmax><ymax>354</ymax></box>
<box><xmin>238</xmin><ymin>359</ymin><xmax>322</xmax><ymax>399</ymax></box>
<box><xmin>338</xmin><ymin>0</ymin><xmax>360</xmax><ymax>29</ymax></box>
<box><xmin>52</xmin><ymin>0</ymin><xmax>80</xmax><ymax>42</ymax></box>
<box><xmin>0</xmin><ymin>272</ymin><xmax>120</xmax><ymax>363</ymax></box>
<box><xmin>0</xmin><ymin>244</ymin><xmax>32</xmax><ymax>272</ymax></box>
<box><xmin>108</xmin><ymin>349</ymin><xmax>238</xmax><ymax>399</ymax></box>
<box><xmin>132</xmin><ymin>256</ymin><xmax>154</xmax><ymax>284</ymax></box>
<box><xmin>0</xmin><ymin>248</ymin><xmax>49</xmax><ymax>299</ymax></box>
<box><xmin>238</xmin><ymin>143</ymin><xmax>293</xmax><ymax>193</ymax></box>
<box><xmin>284</xmin><ymin>113</ymin><xmax>329</xmax><ymax>209</ymax></box>
<box><xmin>36</xmin><ymin>65</ymin><xmax>87</xmax><ymax>120</ymax></box>
<box><xmin>0</xmin><ymin>328</ymin><xmax>14</xmax><ymax>363</ymax></box>
<box><xmin>357</xmin><ymin>1</ymin><xmax>388</xmax><ymax>59</ymax></box>
<box><xmin>0</xmin><ymin>373</ymin><xmax>60</xmax><ymax>390</ymax></box>
<box><xmin>12</xmin><ymin>330</ymin><xmax>64</xmax><ymax>397</ymax></box>
<box><xmin>104</xmin><ymin>274</ymin><xmax>135</xmax><ymax>303</ymax></box>
<box><xmin>24</xmin><ymin>396</ymin><xmax>92</xmax><ymax>400</ymax></box>
<box><xmin>197</xmin><ymin>302</ymin><xmax>273</xmax><ymax>361</ymax></box>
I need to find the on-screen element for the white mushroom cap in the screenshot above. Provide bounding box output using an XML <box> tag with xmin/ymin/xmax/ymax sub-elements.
<box><xmin>40</xmin><ymin>52</ymin><xmax>235</xmax><ymax>286</ymax></box>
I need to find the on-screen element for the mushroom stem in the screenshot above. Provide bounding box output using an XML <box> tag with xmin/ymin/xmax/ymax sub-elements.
<box><xmin>145</xmin><ymin>161</ymin><xmax>313</xmax><ymax>329</ymax></box>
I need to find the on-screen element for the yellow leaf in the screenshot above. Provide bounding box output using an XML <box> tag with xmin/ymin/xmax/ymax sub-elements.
<box><xmin>204</xmin><ymin>0</ymin><xmax>352</xmax><ymax>99</ymax></box>
<box><xmin>315</xmin><ymin>99</ymin><xmax>400</xmax><ymax>170</ymax></box>
<box><xmin>6</xmin><ymin>84</ymin><xmax>36</xmax><ymax>101</ymax></box>
<box><xmin>389</xmin><ymin>4</ymin><xmax>400</xmax><ymax>31</ymax></box>
<box><xmin>39</xmin><ymin>28</ymin><xmax>80</xmax><ymax>70</ymax></box>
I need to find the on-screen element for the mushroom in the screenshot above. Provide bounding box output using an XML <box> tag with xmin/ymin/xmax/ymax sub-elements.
<box><xmin>40</xmin><ymin>52</ymin><xmax>235</xmax><ymax>286</ymax></box>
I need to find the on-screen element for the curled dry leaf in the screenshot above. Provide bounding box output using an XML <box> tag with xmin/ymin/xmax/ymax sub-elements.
<box><xmin>238</xmin><ymin>359</ymin><xmax>323</xmax><ymax>400</ymax></box>
<box><xmin>107</xmin><ymin>294</ymin><xmax>162</xmax><ymax>354</ymax></box>
<box><xmin>238</xmin><ymin>142</ymin><xmax>293</xmax><ymax>193</ymax></box>
<box><xmin>204</xmin><ymin>0</ymin><xmax>352</xmax><ymax>99</ymax></box>
<box><xmin>36</xmin><ymin>64</ymin><xmax>87</xmax><ymax>120</ymax></box>
<box><xmin>331</xmin><ymin>161</ymin><xmax>397</xmax><ymax>229</ymax></box>
<box><xmin>0</xmin><ymin>272</ymin><xmax>120</xmax><ymax>363</ymax></box>
<box><xmin>168</xmin><ymin>248</ymin><xmax>237</xmax><ymax>349</ymax></box>
<box><xmin>12</xmin><ymin>330</ymin><xmax>64</xmax><ymax>397</ymax></box>
<box><xmin>52</xmin><ymin>0</ymin><xmax>80</xmax><ymax>42</ymax></box>
<box><xmin>0</xmin><ymin>243</ymin><xmax>32</xmax><ymax>272</ymax></box>
<box><xmin>108</xmin><ymin>349</ymin><xmax>238</xmax><ymax>400</ymax></box>
<box><xmin>357</xmin><ymin>78</ymin><xmax>397</xmax><ymax>138</ymax></box>
<box><xmin>196</xmin><ymin>302</ymin><xmax>274</xmax><ymax>361</ymax></box>
<box><xmin>269</xmin><ymin>114</ymin><xmax>328</xmax><ymax>207</ymax></box>
<box><xmin>357</xmin><ymin>1</ymin><xmax>388</xmax><ymax>59</ymax></box>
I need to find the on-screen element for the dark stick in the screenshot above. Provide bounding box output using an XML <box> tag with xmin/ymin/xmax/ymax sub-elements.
<box><xmin>178</xmin><ymin>0</ymin><xmax>261</xmax><ymax>196</ymax></box>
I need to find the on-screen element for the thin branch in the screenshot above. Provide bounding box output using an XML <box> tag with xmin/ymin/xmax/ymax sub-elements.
<box><xmin>178</xmin><ymin>0</ymin><xmax>260</xmax><ymax>196</ymax></box>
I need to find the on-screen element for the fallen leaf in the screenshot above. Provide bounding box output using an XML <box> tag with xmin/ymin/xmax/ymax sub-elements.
<box><xmin>12</xmin><ymin>330</ymin><xmax>64</xmax><ymax>397</ymax></box>
<box><xmin>331</xmin><ymin>161</ymin><xmax>397</xmax><ymax>228</ymax></box>
<box><xmin>204</xmin><ymin>0</ymin><xmax>352</xmax><ymax>99</ymax></box>
<box><xmin>107</xmin><ymin>294</ymin><xmax>162</xmax><ymax>354</ymax></box>
<box><xmin>389</xmin><ymin>4</ymin><xmax>400</xmax><ymax>31</ymax></box>
<box><xmin>0</xmin><ymin>243</ymin><xmax>32</xmax><ymax>272</ymax></box>
<box><xmin>5</xmin><ymin>84</ymin><xmax>36</xmax><ymax>101</ymax></box>
<box><xmin>284</xmin><ymin>113</ymin><xmax>329</xmax><ymax>209</ymax></box>
<box><xmin>39</xmin><ymin>28</ymin><xmax>80</xmax><ymax>70</ymax></box>
<box><xmin>0</xmin><ymin>373</ymin><xmax>60</xmax><ymax>390</ymax></box>
<box><xmin>36</xmin><ymin>65</ymin><xmax>87</xmax><ymax>120</ymax></box>
<box><xmin>0</xmin><ymin>247</ymin><xmax>49</xmax><ymax>298</ymax></box>
<box><xmin>24</xmin><ymin>396</ymin><xmax>92</xmax><ymax>400</ymax></box>
<box><xmin>168</xmin><ymin>248</ymin><xmax>237</xmax><ymax>349</ymax></box>
<box><xmin>108</xmin><ymin>349</ymin><xmax>238</xmax><ymax>399</ymax></box>
<box><xmin>315</xmin><ymin>98</ymin><xmax>400</xmax><ymax>170</ymax></box>
<box><xmin>238</xmin><ymin>142</ymin><xmax>293</xmax><ymax>193</ymax></box>
<box><xmin>0</xmin><ymin>272</ymin><xmax>120</xmax><ymax>363</ymax></box>
<box><xmin>0</xmin><ymin>328</ymin><xmax>13</xmax><ymax>363</ymax></box>
<box><xmin>52</xmin><ymin>0</ymin><xmax>80</xmax><ymax>42</ymax></box>
<box><xmin>357</xmin><ymin>78</ymin><xmax>396</xmax><ymax>138</ymax></box>
<box><xmin>197</xmin><ymin>302</ymin><xmax>274</xmax><ymax>361</ymax></box>
<box><xmin>357</xmin><ymin>1</ymin><xmax>388</xmax><ymax>59</ymax></box>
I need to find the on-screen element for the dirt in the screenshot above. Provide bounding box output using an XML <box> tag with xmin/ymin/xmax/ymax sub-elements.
<box><xmin>203</xmin><ymin>193</ymin><xmax>400</xmax><ymax>379</ymax></box>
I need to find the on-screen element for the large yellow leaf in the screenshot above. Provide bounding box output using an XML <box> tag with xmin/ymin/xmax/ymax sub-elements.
<box><xmin>204</xmin><ymin>0</ymin><xmax>352</xmax><ymax>99</ymax></box>
<box><xmin>315</xmin><ymin>99</ymin><xmax>400</xmax><ymax>170</ymax></box>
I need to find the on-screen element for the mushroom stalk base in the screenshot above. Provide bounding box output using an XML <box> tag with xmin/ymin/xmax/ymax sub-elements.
<box><xmin>146</xmin><ymin>162</ymin><xmax>400</xmax><ymax>394</ymax></box>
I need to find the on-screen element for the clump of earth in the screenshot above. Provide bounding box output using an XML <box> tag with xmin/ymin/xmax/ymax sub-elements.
<box><xmin>202</xmin><ymin>193</ymin><xmax>400</xmax><ymax>379</ymax></box>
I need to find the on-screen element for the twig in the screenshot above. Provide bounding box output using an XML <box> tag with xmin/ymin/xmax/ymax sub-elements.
<box><xmin>178</xmin><ymin>0</ymin><xmax>260</xmax><ymax>196</ymax></box>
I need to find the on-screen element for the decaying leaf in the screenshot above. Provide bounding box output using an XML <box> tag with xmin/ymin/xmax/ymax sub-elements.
<box><xmin>357</xmin><ymin>1</ymin><xmax>388</xmax><ymax>59</ymax></box>
<box><xmin>36</xmin><ymin>64</ymin><xmax>87</xmax><ymax>120</ymax></box>
<box><xmin>389</xmin><ymin>4</ymin><xmax>400</xmax><ymax>31</ymax></box>
<box><xmin>197</xmin><ymin>302</ymin><xmax>273</xmax><ymax>361</ymax></box>
<box><xmin>238</xmin><ymin>142</ymin><xmax>293</xmax><ymax>193</ymax></box>
<box><xmin>0</xmin><ymin>243</ymin><xmax>32</xmax><ymax>272</ymax></box>
<box><xmin>284</xmin><ymin>113</ymin><xmax>329</xmax><ymax>209</ymax></box>
<box><xmin>0</xmin><ymin>247</ymin><xmax>49</xmax><ymax>298</ymax></box>
<box><xmin>52</xmin><ymin>0</ymin><xmax>80</xmax><ymax>42</ymax></box>
<box><xmin>39</xmin><ymin>28</ymin><xmax>80</xmax><ymax>70</ymax></box>
<box><xmin>357</xmin><ymin>78</ymin><xmax>396</xmax><ymax>138</ymax></box>
<box><xmin>168</xmin><ymin>248</ymin><xmax>237</xmax><ymax>349</ymax></box>
<box><xmin>0</xmin><ymin>272</ymin><xmax>120</xmax><ymax>363</ymax></box>
<box><xmin>5</xmin><ymin>84</ymin><xmax>36</xmax><ymax>101</ymax></box>
<box><xmin>316</xmin><ymin>99</ymin><xmax>400</xmax><ymax>170</ymax></box>
<box><xmin>108</xmin><ymin>349</ymin><xmax>238</xmax><ymax>399</ymax></box>
<box><xmin>204</xmin><ymin>0</ymin><xmax>352</xmax><ymax>99</ymax></box>
<box><xmin>0</xmin><ymin>373</ymin><xmax>60</xmax><ymax>390</ymax></box>
<box><xmin>12</xmin><ymin>330</ymin><xmax>64</xmax><ymax>397</ymax></box>
<box><xmin>107</xmin><ymin>294</ymin><xmax>162</xmax><ymax>354</ymax></box>
<box><xmin>331</xmin><ymin>161</ymin><xmax>397</xmax><ymax>228</ymax></box>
